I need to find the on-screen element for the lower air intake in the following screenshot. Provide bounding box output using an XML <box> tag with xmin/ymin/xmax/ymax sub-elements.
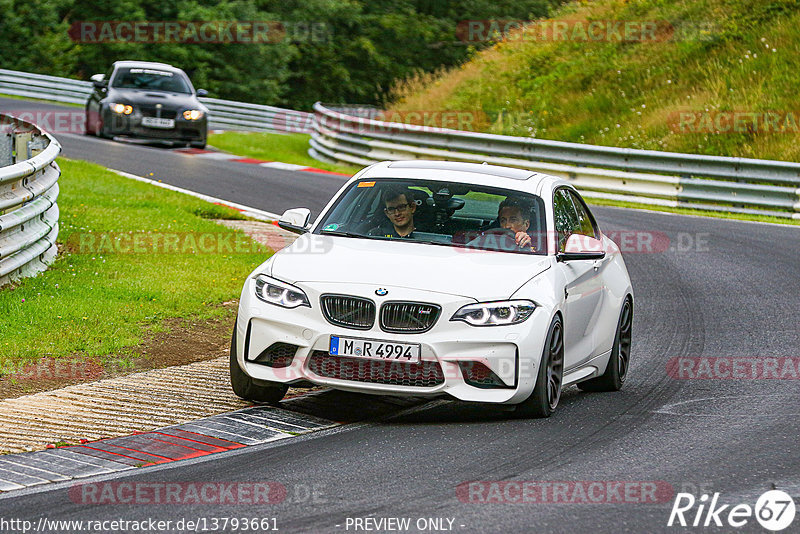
<box><xmin>251</xmin><ymin>342</ymin><xmax>297</xmax><ymax>368</ymax></box>
<box><xmin>307</xmin><ymin>351</ymin><xmax>444</xmax><ymax>387</ymax></box>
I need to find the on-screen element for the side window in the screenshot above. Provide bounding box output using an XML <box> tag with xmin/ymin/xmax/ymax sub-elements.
<box><xmin>567</xmin><ymin>190</ymin><xmax>598</xmax><ymax>239</ymax></box>
<box><xmin>553</xmin><ymin>189</ymin><xmax>579</xmax><ymax>252</ymax></box>
<box><xmin>104</xmin><ymin>66</ymin><xmax>115</xmax><ymax>85</ymax></box>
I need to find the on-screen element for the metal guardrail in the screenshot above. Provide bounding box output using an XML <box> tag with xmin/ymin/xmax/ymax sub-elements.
<box><xmin>310</xmin><ymin>103</ymin><xmax>800</xmax><ymax>220</ymax></box>
<box><xmin>200</xmin><ymin>96</ymin><xmax>312</xmax><ymax>134</ymax></box>
<box><xmin>0</xmin><ymin>114</ymin><xmax>61</xmax><ymax>287</ymax></box>
<box><xmin>0</xmin><ymin>68</ymin><xmax>313</xmax><ymax>134</ymax></box>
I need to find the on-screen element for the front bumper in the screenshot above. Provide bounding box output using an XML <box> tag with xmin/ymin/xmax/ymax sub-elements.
<box><xmin>103</xmin><ymin>110</ymin><xmax>207</xmax><ymax>142</ymax></box>
<box><xmin>235</xmin><ymin>279</ymin><xmax>552</xmax><ymax>405</ymax></box>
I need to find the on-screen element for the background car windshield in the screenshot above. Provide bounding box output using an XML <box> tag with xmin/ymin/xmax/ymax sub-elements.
<box><xmin>315</xmin><ymin>178</ymin><xmax>547</xmax><ymax>254</ymax></box>
<box><xmin>111</xmin><ymin>68</ymin><xmax>192</xmax><ymax>94</ymax></box>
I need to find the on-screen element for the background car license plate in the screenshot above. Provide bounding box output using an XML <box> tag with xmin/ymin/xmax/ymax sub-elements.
<box><xmin>142</xmin><ymin>117</ymin><xmax>175</xmax><ymax>129</ymax></box>
<box><xmin>329</xmin><ymin>335</ymin><xmax>420</xmax><ymax>364</ymax></box>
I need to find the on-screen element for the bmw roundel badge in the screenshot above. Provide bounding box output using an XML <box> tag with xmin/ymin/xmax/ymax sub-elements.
<box><xmin>375</xmin><ymin>288</ymin><xmax>388</xmax><ymax>296</ymax></box>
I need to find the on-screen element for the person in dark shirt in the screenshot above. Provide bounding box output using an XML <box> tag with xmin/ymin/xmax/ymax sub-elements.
<box><xmin>466</xmin><ymin>197</ymin><xmax>536</xmax><ymax>252</ymax></box>
<box><xmin>368</xmin><ymin>186</ymin><xmax>417</xmax><ymax>238</ymax></box>
<box><xmin>498</xmin><ymin>197</ymin><xmax>534</xmax><ymax>250</ymax></box>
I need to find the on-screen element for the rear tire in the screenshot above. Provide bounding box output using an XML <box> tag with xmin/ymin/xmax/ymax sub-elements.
<box><xmin>513</xmin><ymin>316</ymin><xmax>564</xmax><ymax>418</ymax></box>
<box><xmin>84</xmin><ymin>111</ymin><xmax>95</xmax><ymax>136</ymax></box>
<box><xmin>189</xmin><ymin>141</ymin><xmax>206</xmax><ymax>150</ymax></box>
<box><xmin>577</xmin><ymin>297</ymin><xmax>633</xmax><ymax>392</ymax></box>
<box><xmin>229</xmin><ymin>321</ymin><xmax>288</xmax><ymax>404</ymax></box>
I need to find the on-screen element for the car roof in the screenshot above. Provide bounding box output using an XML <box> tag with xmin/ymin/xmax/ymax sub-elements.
<box><xmin>112</xmin><ymin>60</ymin><xmax>183</xmax><ymax>73</ymax></box>
<box><xmin>356</xmin><ymin>160</ymin><xmax>568</xmax><ymax>195</ymax></box>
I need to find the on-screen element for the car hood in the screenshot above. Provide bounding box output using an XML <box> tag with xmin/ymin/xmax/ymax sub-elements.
<box><xmin>106</xmin><ymin>88</ymin><xmax>204</xmax><ymax>110</ymax></box>
<box><xmin>270</xmin><ymin>234</ymin><xmax>551</xmax><ymax>301</ymax></box>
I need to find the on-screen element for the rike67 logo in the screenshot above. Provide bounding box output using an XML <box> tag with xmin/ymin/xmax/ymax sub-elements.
<box><xmin>668</xmin><ymin>490</ymin><xmax>796</xmax><ymax>531</ymax></box>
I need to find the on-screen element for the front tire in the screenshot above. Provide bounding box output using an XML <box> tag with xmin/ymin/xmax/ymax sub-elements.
<box><xmin>97</xmin><ymin>115</ymin><xmax>111</xmax><ymax>139</ymax></box>
<box><xmin>514</xmin><ymin>316</ymin><xmax>564</xmax><ymax>418</ymax></box>
<box><xmin>229</xmin><ymin>321</ymin><xmax>288</xmax><ymax>404</ymax></box>
<box><xmin>578</xmin><ymin>297</ymin><xmax>633</xmax><ymax>392</ymax></box>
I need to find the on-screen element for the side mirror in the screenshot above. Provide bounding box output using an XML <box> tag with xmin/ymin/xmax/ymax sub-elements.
<box><xmin>557</xmin><ymin>234</ymin><xmax>606</xmax><ymax>262</ymax></box>
<box><xmin>196</xmin><ymin>89</ymin><xmax>208</xmax><ymax>97</ymax></box>
<box><xmin>278</xmin><ymin>208</ymin><xmax>311</xmax><ymax>235</ymax></box>
<box><xmin>90</xmin><ymin>74</ymin><xmax>107</xmax><ymax>89</ymax></box>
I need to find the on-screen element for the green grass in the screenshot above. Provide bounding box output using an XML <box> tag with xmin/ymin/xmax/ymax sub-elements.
<box><xmin>0</xmin><ymin>158</ymin><xmax>272</xmax><ymax>371</ymax></box>
<box><xmin>392</xmin><ymin>0</ymin><xmax>800</xmax><ymax>162</ymax></box>
<box><xmin>0</xmin><ymin>93</ymin><xmax>84</xmax><ymax>108</ymax></box>
<box><xmin>386</xmin><ymin>0</ymin><xmax>800</xmax><ymax>224</ymax></box>
<box><xmin>208</xmin><ymin>131</ymin><xmax>362</xmax><ymax>175</ymax></box>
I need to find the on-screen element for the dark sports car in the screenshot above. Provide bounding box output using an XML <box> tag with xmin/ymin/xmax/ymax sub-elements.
<box><xmin>85</xmin><ymin>60</ymin><xmax>209</xmax><ymax>148</ymax></box>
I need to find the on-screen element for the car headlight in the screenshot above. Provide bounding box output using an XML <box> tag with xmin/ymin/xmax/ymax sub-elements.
<box><xmin>450</xmin><ymin>300</ymin><xmax>536</xmax><ymax>326</ymax></box>
<box><xmin>254</xmin><ymin>275</ymin><xmax>310</xmax><ymax>308</ymax></box>
<box><xmin>109</xmin><ymin>103</ymin><xmax>133</xmax><ymax>115</ymax></box>
<box><xmin>183</xmin><ymin>109</ymin><xmax>204</xmax><ymax>120</ymax></box>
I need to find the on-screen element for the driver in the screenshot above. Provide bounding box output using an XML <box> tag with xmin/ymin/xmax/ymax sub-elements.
<box><xmin>498</xmin><ymin>197</ymin><xmax>534</xmax><ymax>250</ymax></box>
<box><xmin>368</xmin><ymin>186</ymin><xmax>417</xmax><ymax>238</ymax></box>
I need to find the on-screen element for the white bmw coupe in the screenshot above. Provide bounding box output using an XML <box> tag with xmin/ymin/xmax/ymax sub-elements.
<box><xmin>231</xmin><ymin>161</ymin><xmax>633</xmax><ymax>417</ymax></box>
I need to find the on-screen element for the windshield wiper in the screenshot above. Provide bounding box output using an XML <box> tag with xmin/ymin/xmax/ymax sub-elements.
<box><xmin>319</xmin><ymin>229</ymin><xmax>366</xmax><ymax>238</ymax></box>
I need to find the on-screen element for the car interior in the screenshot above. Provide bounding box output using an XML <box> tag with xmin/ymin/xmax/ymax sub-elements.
<box><xmin>318</xmin><ymin>179</ymin><xmax>547</xmax><ymax>254</ymax></box>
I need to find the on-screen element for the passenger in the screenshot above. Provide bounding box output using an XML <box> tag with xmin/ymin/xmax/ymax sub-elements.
<box><xmin>368</xmin><ymin>185</ymin><xmax>417</xmax><ymax>238</ymax></box>
<box><xmin>497</xmin><ymin>198</ymin><xmax>535</xmax><ymax>250</ymax></box>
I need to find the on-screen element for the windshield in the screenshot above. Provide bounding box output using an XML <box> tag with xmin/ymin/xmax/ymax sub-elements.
<box><xmin>314</xmin><ymin>178</ymin><xmax>547</xmax><ymax>255</ymax></box>
<box><xmin>111</xmin><ymin>67</ymin><xmax>192</xmax><ymax>94</ymax></box>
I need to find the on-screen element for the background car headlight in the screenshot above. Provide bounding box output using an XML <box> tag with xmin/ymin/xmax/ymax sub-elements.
<box><xmin>109</xmin><ymin>103</ymin><xmax>133</xmax><ymax>115</ymax></box>
<box><xmin>450</xmin><ymin>300</ymin><xmax>536</xmax><ymax>326</ymax></box>
<box><xmin>183</xmin><ymin>109</ymin><xmax>204</xmax><ymax>120</ymax></box>
<box><xmin>254</xmin><ymin>275</ymin><xmax>310</xmax><ymax>308</ymax></box>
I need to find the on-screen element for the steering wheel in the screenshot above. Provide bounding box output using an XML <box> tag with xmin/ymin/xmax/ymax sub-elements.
<box><xmin>471</xmin><ymin>227</ymin><xmax>519</xmax><ymax>251</ymax></box>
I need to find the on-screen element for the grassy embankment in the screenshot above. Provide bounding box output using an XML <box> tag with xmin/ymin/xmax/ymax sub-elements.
<box><xmin>0</xmin><ymin>158</ymin><xmax>270</xmax><ymax>375</ymax></box>
<box><xmin>387</xmin><ymin>0</ymin><xmax>800</xmax><ymax>225</ymax></box>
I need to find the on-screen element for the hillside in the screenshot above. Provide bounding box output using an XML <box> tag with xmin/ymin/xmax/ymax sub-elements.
<box><xmin>390</xmin><ymin>0</ymin><xmax>800</xmax><ymax>161</ymax></box>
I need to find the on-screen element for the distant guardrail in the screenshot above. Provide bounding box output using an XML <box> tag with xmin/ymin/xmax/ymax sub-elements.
<box><xmin>310</xmin><ymin>103</ymin><xmax>800</xmax><ymax>220</ymax></box>
<box><xmin>0</xmin><ymin>114</ymin><xmax>61</xmax><ymax>287</ymax></box>
<box><xmin>0</xmin><ymin>68</ymin><xmax>313</xmax><ymax>134</ymax></box>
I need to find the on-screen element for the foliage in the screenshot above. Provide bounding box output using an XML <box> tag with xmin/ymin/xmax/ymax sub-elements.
<box><xmin>0</xmin><ymin>0</ymin><xmax>559</xmax><ymax>109</ymax></box>
<box><xmin>389</xmin><ymin>0</ymin><xmax>800</xmax><ymax>161</ymax></box>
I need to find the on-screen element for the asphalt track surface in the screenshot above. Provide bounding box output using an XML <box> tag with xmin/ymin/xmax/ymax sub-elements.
<box><xmin>1</xmin><ymin>97</ymin><xmax>799</xmax><ymax>533</ymax></box>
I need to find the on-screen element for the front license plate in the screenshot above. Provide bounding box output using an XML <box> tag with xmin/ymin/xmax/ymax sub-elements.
<box><xmin>329</xmin><ymin>335</ymin><xmax>420</xmax><ymax>364</ymax></box>
<box><xmin>142</xmin><ymin>117</ymin><xmax>175</xmax><ymax>129</ymax></box>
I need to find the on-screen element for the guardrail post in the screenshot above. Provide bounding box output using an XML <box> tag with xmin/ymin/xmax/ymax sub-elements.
<box><xmin>13</xmin><ymin>130</ymin><xmax>32</xmax><ymax>163</ymax></box>
<box><xmin>0</xmin><ymin>126</ymin><xmax>11</xmax><ymax>167</ymax></box>
<box><xmin>29</xmin><ymin>134</ymin><xmax>47</xmax><ymax>157</ymax></box>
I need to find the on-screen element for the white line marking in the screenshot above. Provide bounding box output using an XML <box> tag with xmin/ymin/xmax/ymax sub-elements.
<box><xmin>260</xmin><ymin>161</ymin><xmax>308</xmax><ymax>171</ymax></box>
<box><xmin>107</xmin><ymin>168</ymin><xmax>281</xmax><ymax>221</ymax></box>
